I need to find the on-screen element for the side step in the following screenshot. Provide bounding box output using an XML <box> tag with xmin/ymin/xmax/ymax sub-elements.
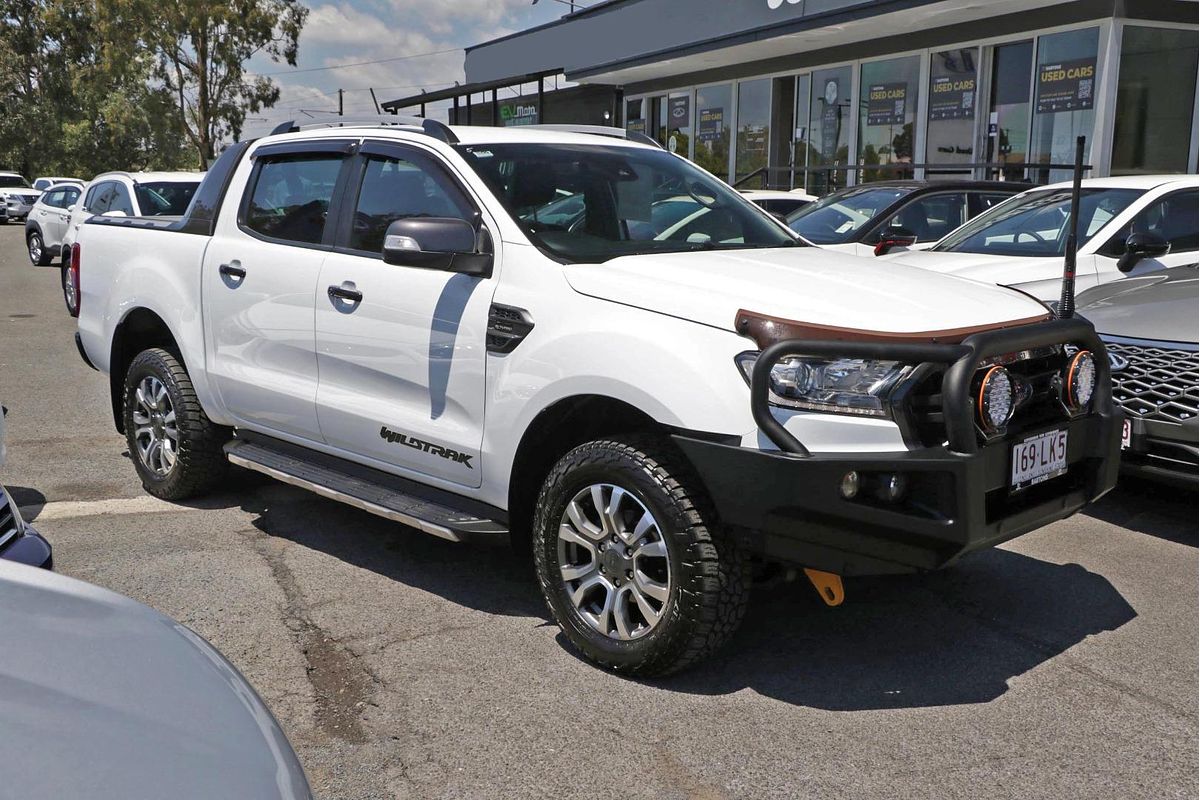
<box><xmin>224</xmin><ymin>436</ymin><xmax>507</xmax><ymax>542</ymax></box>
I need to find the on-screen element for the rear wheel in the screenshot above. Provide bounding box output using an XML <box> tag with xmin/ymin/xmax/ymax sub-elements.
<box><xmin>27</xmin><ymin>231</ymin><xmax>50</xmax><ymax>266</ymax></box>
<box><xmin>533</xmin><ymin>436</ymin><xmax>749</xmax><ymax>676</ymax></box>
<box><xmin>123</xmin><ymin>348</ymin><xmax>228</xmax><ymax>500</ymax></box>
<box><xmin>60</xmin><ymin>264</ymin><xmax>78</xmax><ymax>316</ymax></box>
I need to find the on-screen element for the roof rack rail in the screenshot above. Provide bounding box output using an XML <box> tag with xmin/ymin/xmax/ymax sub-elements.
<box><xmin>268</xmin><ymin>116</ymin><xmax>458</xmax><ymax>144</ymax></box>
<box><xmin>524</xmin><ymin>124</ymin><xmax>664</xmax><ymax>150</ymax></box>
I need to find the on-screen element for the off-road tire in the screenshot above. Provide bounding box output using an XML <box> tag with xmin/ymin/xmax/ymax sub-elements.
<box><xmin>27</xmin><ymin>230</ymin><xmax>51</xmax><ymax>266</ymax></box>
<box><xmin>533</xmin><ymin>436</ymin><xmax>750</xmax><ymax>677</ymax></box>
<box><xmin>123</xmin><ymin>348</ymin><xmax>228</xmax><ymax>500</ymax></box>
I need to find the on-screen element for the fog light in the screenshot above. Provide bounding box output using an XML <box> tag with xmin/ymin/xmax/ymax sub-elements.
<box><xmin>840</xmin><ymin>470</ymin><xmax>860</xmax><ymax>499</ymax></box>
<box><xmin>1065</xmin><ymin>350</ymin><xmax>1097</xmax><ymax>412</ymax></box>
<box><xmin>977</xmin><ymin>365</ymin><xmax>1015</xmax><ymax>434</ymax></box>
<box><xmin>879</xmin><ymin>473</ymin><xmax>907</xmax><ymax>503</ymax></box>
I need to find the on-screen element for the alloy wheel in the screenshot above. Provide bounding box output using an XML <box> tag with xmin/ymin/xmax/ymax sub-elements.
<box><xmin>28</xmin><ymin>234</ymin><xmax>42</xmax><ymax>263</ymax></box>
<box><xmin>557</xmin><ymin>483</ymin><xmax>672</xmax><ymax>641</ymax></box>
<box><xmin>132</xmin><ymin>376</ymin><xmax>179</xmax><ymax>477</ymax></box>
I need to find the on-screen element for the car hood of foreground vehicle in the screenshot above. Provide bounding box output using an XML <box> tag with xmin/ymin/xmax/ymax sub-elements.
<box><xmin>0</xmin><ymin>562</ymin><xmax>312</xmax><ymax>800</ymax></box>
<box><xmin>564</xmin><ymin>247</ymin><xmax>1049</xmax><ymax>336</ymax></box>
<box><xmin>1076</xmin><ymin>265</ymin><xmax>1199</xmax><ymax>344</ymax></box>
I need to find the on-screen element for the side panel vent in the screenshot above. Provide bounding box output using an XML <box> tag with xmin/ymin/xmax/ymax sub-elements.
<box><xmin>487</xmin><ymin>304</ymin><xmax>535</xmax><ymax>354</ymax></box>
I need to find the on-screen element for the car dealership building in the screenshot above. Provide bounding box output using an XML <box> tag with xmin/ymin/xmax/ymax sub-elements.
<box><xmin>384</xmin><ymin>0</ymin><xmax>1198</xmax><ymax>193</ymax></box>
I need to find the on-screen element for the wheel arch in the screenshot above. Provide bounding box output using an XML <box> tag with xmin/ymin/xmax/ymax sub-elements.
<box><xmin>506</xmin><ymin>394</ymin><xmax>669</xmax><ymax>553</ymax></box>
<box><xmin>108</xmin><ymin>307</ymin><xmax>184</xmax><ymax>433</ymax></box>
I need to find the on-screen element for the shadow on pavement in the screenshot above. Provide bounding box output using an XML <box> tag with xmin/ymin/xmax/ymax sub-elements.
<box><xmin>1083</xmin><ymin>475</ymin><xmax>1198</xmax><ymax>547</ymax></box>
<box><xmin>650</xmin><ymin>548</ymin><xmax>1136</xmax><ymax>709</ymax></box>
<box><xmin>4</xmin><ymin>485</ymin><xmax>46</xmax><ymax>517</ymax></box>
<box><xmin>225</xmin><ymin>473</ymin><xmax>1136</xmax><ymax>711</ymax></box>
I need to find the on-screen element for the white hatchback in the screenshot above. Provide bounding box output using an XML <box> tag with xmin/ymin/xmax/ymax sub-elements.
<box><xmin>25</xmin><ymin>183</ymin><xmax>84</xmax><ymax>266</ymax></box>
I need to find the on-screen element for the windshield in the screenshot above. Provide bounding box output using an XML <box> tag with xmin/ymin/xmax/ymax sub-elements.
<box><xmin>0</xmin><ymin>175</ymin><xmax>30</xmax><ymax>189</ymax></box>
<box><xmin>933</xmin><ymin>187</ymin><xmax>1144</xmax><ymax>256</ymax></box>
<box><xmin>455</xmin><ymin>142</ymin><xmax>798</xmax><ymax>263</ymax></box>
<box><xmin>134</xmin><ymin>181</ymin><xmax>199</xmax><ymax>216</ymax></box>
<box><xmin>785</xmin><ymin>186</ymin><xmax>913</xmax><ymax>244</ymax></box>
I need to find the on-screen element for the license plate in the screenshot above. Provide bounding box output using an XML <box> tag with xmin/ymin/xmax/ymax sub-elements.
<box><xmin>1121</xmin><ymin>419</ymin><xmax>1132</xmax><ymax>450</ymax></box>
<box><xmin>1011</xmin><ymin>429</ymin><xmax>1069</xmax><ymax>491</ymax></box>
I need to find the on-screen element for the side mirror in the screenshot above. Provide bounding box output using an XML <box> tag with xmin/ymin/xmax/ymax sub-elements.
<box><xmin>101</xmin><ymin>210</ymin><xmax>126</xmax><ymax>218</ymax></box>
<box><xmin>874</xmin><ymin>226</ymin><xmax>918</xmax><ymax>257</ymax></box>
<box><xmin>67</xmin><ymin>204</ymin><xmax>76</xmax><ymax>213</ymax></box>
<box><xmin>1118</xmin><ymin>231</ymin><xmax>1170</xmax><ymax>273</ymax></box>
<box><xmin>382</xmin><ymin>217</ymin><xmax>492</xmax><ymax>277</ymax></box>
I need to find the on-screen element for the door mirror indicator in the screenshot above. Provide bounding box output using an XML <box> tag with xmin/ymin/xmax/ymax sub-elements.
<box><xmin>874</xmin><ymin>226</ymin><xmax>918</xmax><ymax>257</ymax></box>
<box><xmin>381</xmin><ymin>217</ymin><xmax>493</xmax><ymax>277</ymax></box>
<box><xmin>1118</xmin><ymin>231</ymin><xmax>1170</xmax><ymax>272</ymax></box>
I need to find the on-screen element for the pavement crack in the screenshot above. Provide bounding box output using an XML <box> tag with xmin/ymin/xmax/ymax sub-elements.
<box><xmin>247</xmin><ymin>529</ymin><xmax>373</xmax><ymax>744</ymax></box>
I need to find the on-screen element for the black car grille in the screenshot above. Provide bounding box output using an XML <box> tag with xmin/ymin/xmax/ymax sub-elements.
<box><xmin>1103</xmin><ymin>342</ymin><xmax>1198</xmax><ymax>424</ymax></box>
<box><xmin>0</xmin><ymin>490</ymin><xmax>19</xmax><ymax>546</ymax></box>
<box><xmin>902</xmin><ymin>347</ymin><xmax>1072</xmax><ymax>448</ymax></box>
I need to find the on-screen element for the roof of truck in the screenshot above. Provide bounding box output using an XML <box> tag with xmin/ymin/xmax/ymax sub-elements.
<box><xmin>263</xmin><ymin>122</ymin><xmax>661</xmax><ymax>150</ymax></box>
<box><xmin>88</xmin><ymin>171</ymin><xmax>205</xmax><ymax>184</ymax></box>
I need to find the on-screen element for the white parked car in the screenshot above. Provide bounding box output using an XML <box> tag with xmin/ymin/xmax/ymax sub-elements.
<box><xmin>60</xmin><ymin>171</ymin><xmax>202</xmax><ymax>314</ymax></box>
<box><xmin>0</xmin><ymin>171</ymin><xmax>41</xmax><ymax>224</ymax></box>
<box><xmin>739</xmin><ymin>188</ymin><xmax>817</xmax><ymax>218</ymax></box>
<box><xmin>74</xmin><ymin>121</ymin><xmax>1120</xmax><ymax>676</ymax></box>
<box><xmin>25</xmin><ymin>183</ymin><xmax>84</xmax><ymax>266</ymax></box>
<box><xmin>885</xmin><ymin>176</ymin><xmax>1200</xmax><ymax>300</ymax></box>
<box><xmin>32</xmin><ymin>176</ymin><xmax>84</xmax><ymax>192</ymax></box>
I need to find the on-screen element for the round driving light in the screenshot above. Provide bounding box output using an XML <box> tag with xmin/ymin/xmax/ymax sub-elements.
<box><xmin>840</xmin><ymin>471</ymin><xmax>860</xmax><ymax>499</ymax></box>
<box><xmin>977</xmin><ymin>366</ymin><xmax>1015</xmax><ymax>433</ymax></box>
<box><xmin>1066</xmin><ymin>350</ymin><xmax>1097</xmax><ymax>411</ymax></box>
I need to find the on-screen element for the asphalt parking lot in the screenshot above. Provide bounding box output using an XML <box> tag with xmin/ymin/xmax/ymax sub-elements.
<box><xmin>0</xmin><ymin>222</ymin><xmax>1196</xmax><ymax>799</ymax></box>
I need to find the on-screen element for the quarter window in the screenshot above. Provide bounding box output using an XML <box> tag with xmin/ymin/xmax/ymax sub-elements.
<box><xmin>245</xmin><ymin>155</ymin><xmax>344</xmax><ymax>245</ymax></box>
<box><xmin>349</xmin><ymin>153</ymin><xmax>472</xmax><ymax>254</ymax></box>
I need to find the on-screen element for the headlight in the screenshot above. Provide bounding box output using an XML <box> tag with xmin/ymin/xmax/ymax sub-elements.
<box><xmin>1064</xmin><ymin>350</ymin><xmax>1097</xmax><ymax>411</ymax></box>
<box><xmin>736</xmin><ymin>352</ymin><xmax>910</xmax><ymax>417</ymax></box>
<box><xmin>976</xmin><ymin>365</ymin><xmax>1015</xmax><ymax>433</ymax></box>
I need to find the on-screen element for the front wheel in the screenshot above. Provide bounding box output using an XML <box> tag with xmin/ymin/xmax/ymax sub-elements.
<box><xmin>533</xmin><ymin>436</ymin><xmax>749</xmax><ymax>677</ymax></box>
<box><xmin>123</xmin><ymin>348</ymin><xmax>228</xmax><ymax>500</ymax></box>
<box><xmin>27</xmin><ymin>231</ymin><xmax>51</xmax><ymax>266</ymax></box>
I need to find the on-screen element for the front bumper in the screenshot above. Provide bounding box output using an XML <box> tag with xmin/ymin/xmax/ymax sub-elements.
<box><xmin>679</xmin><ymin>317</ymin><xmax>1121</xmax><ymax>576</ymax></box>
<box><xmin>1121</xmin><ymin>415</ymin><xmax>1198</xmax><ymax>488</ymax></box>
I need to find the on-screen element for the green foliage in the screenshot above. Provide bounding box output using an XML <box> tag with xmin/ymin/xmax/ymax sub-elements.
<box><xmin>0</xmin><ymin>0</ymin><xmax>306</xmax><ymax>177</ymax></box>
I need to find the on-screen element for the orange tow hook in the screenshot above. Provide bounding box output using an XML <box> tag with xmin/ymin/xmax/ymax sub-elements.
<box><xmin>803</xmin><ymin>568</ymin><xmax>845</xmax><ymax>607</ymax></box>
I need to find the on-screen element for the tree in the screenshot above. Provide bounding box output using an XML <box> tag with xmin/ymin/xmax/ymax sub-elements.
<box><xmin>0</xmin><ymin>0</ymin><xmax>192</xmax><ymax>176</ymax></box>
<box><xmin>104</xmin><ymin>0</ymin><xmax>307</xmax><ymax>169</ymax></box>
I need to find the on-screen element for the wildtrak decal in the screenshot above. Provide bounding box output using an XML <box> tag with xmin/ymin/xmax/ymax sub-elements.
<box><xmin>380</xmin><ymin>426</ymin><xmax>474</xmax><ymax>469</ymax></box>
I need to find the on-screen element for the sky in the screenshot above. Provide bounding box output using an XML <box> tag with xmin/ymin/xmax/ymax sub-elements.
<box><xmin>240</xmin><ymin>0</ymin><xmax>584</xmax><ymax>138</ymax></box>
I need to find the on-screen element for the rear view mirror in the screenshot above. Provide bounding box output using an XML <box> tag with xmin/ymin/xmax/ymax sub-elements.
<box><xmin>1118</xmin><ymin>231</ymin><xmax>1170</xmax><ymax>273</ymax></box>
<box><xmin>382</xmin><ymin>217</ymin><xmax>493</xmax><ymax>278</ymax></box>
<box><xmin>874</xmin><ymin>226</ymin><xmax>918</xmax><ymax>257</ymax></box>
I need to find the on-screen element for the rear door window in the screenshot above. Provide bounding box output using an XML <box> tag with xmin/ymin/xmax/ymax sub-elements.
<box><xmin>43</xmin><ymin>189</ymin><xmax>65</xmax><ymax>208</ymax></box>
<box><xmin>110</xmin><ymin>183</ymin><xmax>135</xmax><ymax>215</ymax></box>
<box><xmin>244</xmin><ymin>154</ymin><xmax>344</xmax><ymax>245</ymax></box>
<box><xmin>88</xmin><ymin>183</ymin><xmax>115</xmax><ymax>214</ymax></box>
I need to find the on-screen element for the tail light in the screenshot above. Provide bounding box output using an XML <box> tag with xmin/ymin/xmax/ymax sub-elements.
<box><xmin>69</xmin><ymin>242</ymin><xmax>81</xmax><ymax>317</ymax></box>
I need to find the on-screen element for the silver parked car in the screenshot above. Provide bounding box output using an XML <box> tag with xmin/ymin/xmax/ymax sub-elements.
<box><xmin>0</xmin><ymin>561</ymin><xmax>312</xmax><ymax>798</ymax></box>
<box><xmin>1076</xmin><ymin>265</ymin><xmax>1198</xmax><ymax>487</ymax></box>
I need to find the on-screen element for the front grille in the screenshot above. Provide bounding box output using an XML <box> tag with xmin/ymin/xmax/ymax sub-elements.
<box><xmin>1103</xmin><ymin>342</ymin><xmax>1198</xmax><ymax>424</ymax></box>
<box><xmin>0</xmin><ymin>490</ymin><xmax>19</xmax><ymax>547</ymax></box>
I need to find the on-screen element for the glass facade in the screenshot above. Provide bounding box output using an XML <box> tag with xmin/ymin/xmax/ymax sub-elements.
<box><xmin>926</xmin><ymin>48</ymin><xmax>980</xmax><ymax>176</ymax></box>
<box><xmin>1111</xmin><ymin>26</ymin><xmax>1199</xmax><ymax>175</ymax></box>
<box><xmin>622</xmin><ymin>20</ymin><xmax>1196</xmax><ymax>195</ymax></box>
<box><xmin>807</xmin><ymin>66</ymin><xmax>852</xmax><ymax>194</ymax></box>
<box><xmin>858</xmin><ymin>55</ymin><xmax>921</xmax><ymax>182</ymax></box>
<box><xmin>1030</xmin><ymin>27</ymin><xmax>1099</xmax><ymax>183</ymax></box>
<box><xmin>987</xmin><ymin>40</ymin><xmax>1034</xmax><ymax>180</ymax></box>
<box><xmin>694</xmin><ymin>84</ymin><xmax>732</xmax><ymax>179</ymax></box>
<box><xmin>735</xmin><ymin>78</ymin><xmax>772</xmax><ymax>186</ymax></box>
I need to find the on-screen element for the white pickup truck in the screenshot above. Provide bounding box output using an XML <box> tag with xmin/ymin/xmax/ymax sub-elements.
<box><xmin>75</xmin><ymin>120</ymin><xmax>1121</xmax><ymax>675</ymax></box>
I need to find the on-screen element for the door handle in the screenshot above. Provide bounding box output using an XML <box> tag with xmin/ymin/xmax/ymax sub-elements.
<box><xmin>327</xmin><ymin>283</ymin><xmax>363</xmax><ymax>304</ymax></box>
<box><xmin>219</xmin><ymin>261</ymin><xmax>246</xmax><ymax>280</ymax></box>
